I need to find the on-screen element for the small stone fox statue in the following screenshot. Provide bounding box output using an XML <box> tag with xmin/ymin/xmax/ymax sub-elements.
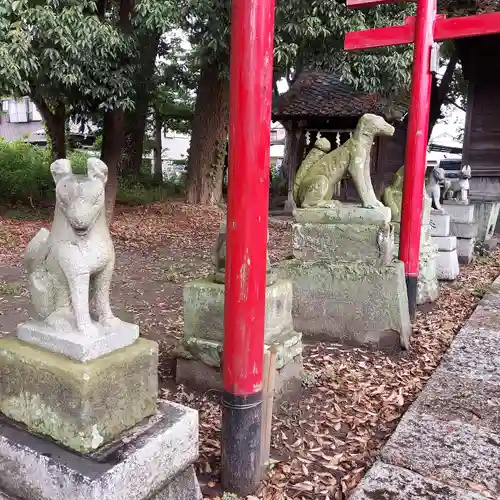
<box><xmin>24</xmin><ymin>158</ymin><xmax>120</xmax><ymax>337</ymax></box>
<box><xmin>443</xmin><ymin>164</ymin><xmax>471</xmax><ymax>204</ymax></box>
<box><xmin>425</xmin><ymin>165</ymin><xmax>447</xmax><ymax>212</ymax></box>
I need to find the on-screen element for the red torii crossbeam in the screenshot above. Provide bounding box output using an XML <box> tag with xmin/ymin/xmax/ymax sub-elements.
<box><xmin>345</xmin><ymin>11</ymin><xmax>500</xmax><ymax>50</ymax></box>
<box><xmin>345</xmin><ymin>0</ymin><xmax>500</xmax><ymax>319</ymax></box>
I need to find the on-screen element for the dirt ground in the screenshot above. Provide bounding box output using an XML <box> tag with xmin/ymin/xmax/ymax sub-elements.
<box><xmin>0</xmin><ymin>202</ymin><xmax>290</xmax><ymax>381</ymax></box>
<box><xmin>1</xmin><ymin>201</ymin><xmax>499</xmax><ymax>500</ymax></box>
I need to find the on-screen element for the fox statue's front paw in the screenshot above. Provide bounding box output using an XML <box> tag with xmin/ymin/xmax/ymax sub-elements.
<box><xmin>99</xmin><ymin>314</ymin><xmax>122</xmax><ymax>330</ymax></box>
<box><xmin>78</xmin><ymin>320</ymin><xmax>100</xmax><ymax>338</ymax></box>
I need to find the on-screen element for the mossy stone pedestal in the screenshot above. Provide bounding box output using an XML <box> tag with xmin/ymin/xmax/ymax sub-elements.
<box><xmin>176</xmin><ymin>279</ymin><xmax>303</xmax><ymax>405</ymax></box>
<box><xmin>280</xmin><ymin>206</ymin><xmax>411</xmax><ymax>350</ymax></box>
<box><xmin>0</xmin><ymin>336</ymin><xmax>158</xmax><ymax>453</ymax></box>
<box><xmin>0</xmin><ymin>334</ymin><xmax>202</xmax><ymax>500</ymax></box>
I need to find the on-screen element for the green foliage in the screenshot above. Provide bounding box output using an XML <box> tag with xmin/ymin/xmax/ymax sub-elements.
<box><xmin>0</xmin><ymin>141</ymin><xmax>184</xmax><ymax>206</ymax></box>
<box><xmin>0</xmin><ymin>140</ymin><xmax>89</xmax><ymax>203</ymax></box>
<box><xmin>0</xmin><ymin>0</ymin><xmax>179</xmax><ymax>113</ymax></box>
<box><xmin>151</xmin><ymin>38</ymin><xmax>197</xmax><ymax>135</ymax></box>
<box><xmin>181</xmin><ymin>0</ymin><xmax>415</xmax><ymax>96</ymax></box>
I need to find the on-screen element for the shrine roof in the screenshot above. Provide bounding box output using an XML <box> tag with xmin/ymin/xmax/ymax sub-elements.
<box><xmin>273</xmin><ymin>71</ymin><xmax>403</xmax><ymax>121</ymax></box>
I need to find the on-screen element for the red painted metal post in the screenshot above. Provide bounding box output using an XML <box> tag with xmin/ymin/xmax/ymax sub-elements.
<box><xmin>398</xmin><ymin>0</ymin><xmax>436</xmax><ymax>319</ymax></box>
<box><xmin>221</xmin><ymin>0</ymin><xmax>275</xmax><ymax>495</ymax></box>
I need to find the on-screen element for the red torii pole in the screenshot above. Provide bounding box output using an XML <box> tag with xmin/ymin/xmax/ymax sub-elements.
<box><xmin>222</xmin><ymin>0</ymin><xmax>275</xmax><ymax>495</ymax></box>
<box><xmin>345</xmin><ymin>1</ymin><xmax>500</xmax><ymax>319</ymax></box>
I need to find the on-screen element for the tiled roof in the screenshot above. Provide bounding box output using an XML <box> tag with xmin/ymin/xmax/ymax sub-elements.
<box><xmin>273</xmin><ymin>72</ymin><xmax>391</xmax><ymax>120</ymax></box>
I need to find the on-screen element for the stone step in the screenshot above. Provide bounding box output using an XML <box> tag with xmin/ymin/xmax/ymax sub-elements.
<box><xmin>436</xmin><ymin>249</ymin><xmax>460</xmax><ymax>281</ymax></box>
<box><xmin>432</xmin><ymin>235</ymin><xmax>457</xmax><ymax>252</ymax></box>
<box><xmin>430</xmin><ymin>211</ymin><xmax>451</xmax><ymax>237</ymax></box>
<box><xmin>450</xmin><ymin>221</ymin><xmax>479</xmax><ymax>239</ymax></box>
<box><xmin>0</xmin><ymin>401</ymin><xmax>201</xmax><ymax>500</ymax></box>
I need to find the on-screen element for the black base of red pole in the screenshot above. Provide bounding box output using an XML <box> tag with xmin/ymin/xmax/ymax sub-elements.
<box><xmin>406</xmin><ymin>275</ymin><xmax>418</xmax><ymax>321</ymax></box>
<box><xmin>221</xmin><ymin>391</ymin><xmax>263</xmax><ymax>495</ymax></box>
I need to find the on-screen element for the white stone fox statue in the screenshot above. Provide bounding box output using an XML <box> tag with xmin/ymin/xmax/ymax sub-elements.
<box><xmin>24</xmin><ymin>158</ymin><xmax>120</xmax><ymax>337</ymax></box>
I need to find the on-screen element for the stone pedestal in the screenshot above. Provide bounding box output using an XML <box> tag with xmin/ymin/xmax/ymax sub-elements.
<box><xmin>472</xmin><ymin>199</ymin><xmax>500</xmax><ymax>242</ymax></box>
<box><xmin>444</xmin><ymin>201</ymin><xmax>478</xmax><ymax>264</ymax></box>
<box><xmin>392</xmin><ymin>222</ymin><xmax>438</xmax><ymax>305</ymax></box>
<box><xmin>277</xmin><ymin>206</ymin><xmax>411</xmax><ymax>350</ymax></box>
<box><xmin>0</xmin><ymin>401</ymin><xmax>201</xmax><ymax>500</ymax></box>
<box><xmin>176</xmin><ymin>279</ymin><xmax>303</xmax><ymax>404</ymax></box>
<box><xmin>430</xmin><ymin>211</ymin><xmax>460</xmax><ymax>280</ymax></box>
<box><xmin>0</xmin><ymin>337</ymin><xmax>157</xmax><ymax>453</ymax></box>
<box><xmin>0</xmin><ymin>156</ymin><xmax>202</xmax><ymax>500</ymax></box>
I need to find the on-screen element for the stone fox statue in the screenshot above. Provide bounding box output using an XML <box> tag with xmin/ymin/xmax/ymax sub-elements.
<box><xmin>293</xmin><ymin>113</ymin><xmax>395</xmax><ymax>209</ymax></box>
<box><xmin>24</xmin><ymin>158</ymin><xmax>119</xmax><ymax>337</ymax></box>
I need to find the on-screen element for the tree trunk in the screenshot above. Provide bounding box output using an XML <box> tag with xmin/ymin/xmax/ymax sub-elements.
<box><xmin>32</xmin><ymin>95</ymin><xmax>67</xmax><ymax>160</ymax></box>
<box><xmin>118</xmin><ymin>32</ymin><xmax>161</xmax><ymax>178</ymax></box>
<box><xmin>281</xmin><ymin>123</ymin><xmax>301</xmax><ymax>212</ymax></box>
<box><xmin>186</xmin><ymin>60</ymin><xmax>229</xmax><ymax>205</ymax></box>
<box><xmin>101</xmin><ymin>110</ymin><xmax>125</xmax><ymax>222</ymax></box>
<box><xmin>153</xmin><ymin>110</ymin><xmax>163</xmax><ymax>182</ymax></box>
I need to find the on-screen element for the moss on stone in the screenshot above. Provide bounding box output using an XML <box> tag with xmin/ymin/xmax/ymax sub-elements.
<box><xmin>0</xmin><ymin>337</ymin><xmax>158</xmax><ymax>453</ymax></box>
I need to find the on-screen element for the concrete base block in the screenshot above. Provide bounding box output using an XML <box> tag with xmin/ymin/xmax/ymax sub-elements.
<box><xmin>0</xmin><ymin>337</ymin><xmax>157</xmax><ymax>453</ymax></box>
<box><xmin>176</xmin><ymin>356</ymin><xmax>303</xmax><ymax>411</ymax></box>
<box><xmin>292</xmin><ymin>222</ymin><xmax>393</xmax><ymax>262</ymax></box>
<box><xmin>183</xmin><ymin>279</ymin><xmax>293</xmax><ymax>344</ymax></box>
<box><xmin>442</xmin><ymin>201</ymin><xmax>475</xmax><ymax>223</ymax></box>
<box><xmin>274</xmin><ymin>260</ymin><xmax>411</xmax><ymax>350</ymax></box>
<box><xmin>17</xmin><ymin>319</ymin><xmax>139</xmax><ymax>362</ymax></box>
<box><xmin>457</xmin><ymin>237</ymin><xmax>475</xmax><ymax>264</ymax></box>
<box><xmin>417</xmin><ymin>244</ymin><xmax>439</xmax><ymax>305</ymax></box>
<box><xmin>0</xmin><ymin>401</ymin><xmax>201</xmax><ymax>500</ymax></box>
<box><xmin>350</xmin><ymin>462</ymin><xmax>483</xmax><ymax>500</ymax></box>
<box><xmin>179</xmin><ymin>330</ymin><xmax>302</xmax><ymax>370</ymax></box>
<box><xmin>450</xmin><ymin>221</ymin><xmax>479</xmax><ymax>239</ymax></box>
<box><xmin>472</xmin><ymin>200</ymin><xmax>500</xmax><ymax>241</ymax></box>
<box><xmin>436</xmin><ymin>250</ymin><xmax>460</xmax><ymax>281</ymax></box>
<box><xmin>394</xmin><ymin>240</ymin><xmax>439</xmax><ymax>305</ymax></box>
<box><xmin>430</xmin><ymin>212</ymin><xmax>451</xmax><ymax>237</ymax></box>
<box><xmin>484</xmin><ymin>237</ymin><xmax>498</xmax><ymax>251</ymax></box>
<box><xmin>432</xmin><ymin>235</ymin><xmax>457</xmax><ymax>252</ymax></box>
<box><xmin>293</xmin><ymin>205</ymin><xmax>391</xmax><ymax>225</ymax></box>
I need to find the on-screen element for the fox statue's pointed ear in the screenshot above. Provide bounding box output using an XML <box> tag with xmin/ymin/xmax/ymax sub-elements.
<box><xmin>51</xmin><ymin>159</ymin><xmax>72</xmax><ymax>184</ymax></box>
<box><xmin>87</xmin><ymin>158</ymin><xmax>108</xmax><ymax>184</ymax></box>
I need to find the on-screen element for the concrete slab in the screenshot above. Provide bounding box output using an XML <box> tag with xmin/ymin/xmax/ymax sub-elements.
<box><xmin>457</xmin><ymin>237</ymin><xmax>475</xmax><ymax>264</ymax></box>
<box><xmin>382</xmin><ymin>413</ymin><xmax>500</xmax><ymax>497</ymax></box>
<box><xmin>17</xmin><ymin>319</ymin><xmax>139</xmax><ymax>363</ymax></box>
<box><xmin>350</xmin><ymin>462</ymin><xmax>489</xmax><ymax>500</ymax></box>
<box><xmin>293</xmin><ymin>205</ymin><xmax>391</xmax><ymax>225</ymax></box>
<box><xmin>0</xmin><ymin>401</ymin><xmax>201</xmax><ymax>500</ymax></box>
<box><xmin>472</xmin><ymin>200</ymin><xmax>500</xmax><ymax>241</ymax></box>
<box><xmin>354</xmin><ymin>274</ymin><xmax>500</xmax><ymax>499</ymax></box>
<box><xmin>430</xmin><ymin>212</ymin><xmax>451</xmax><ymax>237</ymax></box>
<box><xmin>443</xmin><ymin>202</ymin><xmax>475</xmax><ymax>223</ymax></box>
<box><xmin>433</xmin><ymin>235</ymin><xmax>457</xmax><ymax>252</ymax></box>
<box><xmin>436</xmin><ymin>249</ymin><xmax>460</xmax><ymax>281</ymax></box>
<box><xmin>439</xmin><ymin>327</ymin><xmax>500</xmax><ymax>384</ymax></box>
<box><xmin>450</xmin><ymin>222</ymin><xmax>479</xmax><ymax>239</ymax></box>
<box><xmin>292</xmin><ymin>222</ymin><xmax>393</xmax><ymax>263</ymax></box>
<box><xmin>411</xmin><ymin>368</ymin><xmax>500</xmax><ymax>434</ymax></box>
